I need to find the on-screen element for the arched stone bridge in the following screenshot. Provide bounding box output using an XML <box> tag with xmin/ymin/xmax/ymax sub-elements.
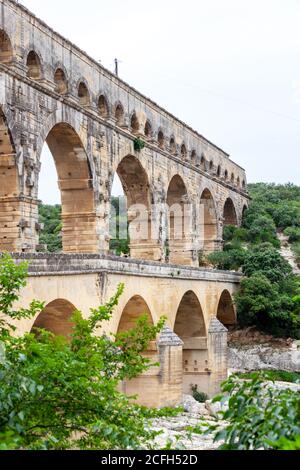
<box><xmin>0</xmin><ymin>0</ymin><xmax>250</xmax><ymax>406</ymax></box>
<box><xmin>13</xmin><ymin>253</ymin><xmax>240</xmax><ymax>407</ymax></box>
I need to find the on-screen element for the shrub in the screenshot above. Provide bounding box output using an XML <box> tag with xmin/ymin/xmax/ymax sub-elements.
<box><xmin>205</xmin><ymin>373</ymin><xmax>300</xmax><ymax>450</ymax></box>
<box><xmin>0</xmin><ymin>254</ymin><xmax>165</xmax><ymax>450</ymax></box>
<box><xmin>234</xmin><ymin>273</ymin><xmax>300</xmax><ymax>338</ymax></box>
<box><xmin>223</xmin><ymin>225</ymin><xmax>247</xmax><ymax>243</ymax></box>
<box><xmin>191</xmin><ymin>385</ymin><xmax>209</xmax><ymax>403</ymax></box>
<box><xmin>284</xmin><ymin>226</ymin><xmax>300</xmax><ymax>243</ymax></box>
<box><xmin>246</xmin><ymin>215</ymin><xmax>279</xmax><ymax>246</ymax></box>
<box><xmin>134</xmin><ymin>137</ymin><xmax>145</xmax><ymax>151</ymax></box>
<box><xmin>291</xmin><ymin>242</ymin><xmax>300</xmax><ymax>267</ymax></box>
<box><xmin>269</xmin><ymin>202</ymin><xmax>300</xmax><ymax>229</ymax></box>
<box><xmin>243</xmin><ymin>244</ymin><xmax>292</xmax><ymax>283</ymax></box>
<box><xmin>237</xmin><ymin>370</ymin><xmax>300</xmax><ymax>384</ymax></box>
<box><xmin>207</xmin><ymin>248</ymin><xmax>245</xmax><ymax>271</ymax></box>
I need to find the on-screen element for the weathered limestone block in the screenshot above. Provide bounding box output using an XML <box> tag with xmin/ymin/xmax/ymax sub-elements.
<box><xmin>206</xmin><ymin>318</ymin><xmax>228</xmax><ymax>397</ymax></box>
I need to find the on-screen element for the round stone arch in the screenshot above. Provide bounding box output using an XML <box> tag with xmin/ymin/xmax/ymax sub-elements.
<box><xmin>109</xmin><ymin>153</ymin><xmax>159</xmax><ymax>261</ymax></box>
<box><xmin>166</xmin><ymin>173</ymin><xmax>194</xmax><ymax>266</ymax></box>
<box><xmin>37</xmin><ymin>108</ymin><xmax>89</xmax><ymax>158</ymax></box>
<box><xmin>157</xmin><ymin>128</ymin><xmax>166</xmax><ymax>150</ymax></box>
<box><xmin>173</xmin><ymin>290</ymin><xmax>209</xmax><ymax>394</ymax></box>
<box><xmin>53</xmin><ymin>63</ymin><xmax>69</xmax><ymax>95</ymax></box>
<box><xmin>37</xmin><ymin>113</ymin><xmax>99</xmax><ymax>253</ymax></box>
<box><xmin>0</xmin><ymin>29</ymin><xmax>13</xmax><ymax>63</ymax></box>
<box><xmin>24</xmin><ymin>47</ymin><xmax>44</xmax><ymax>80</ymax></box>
<box><xmin>36</xmin><ymin>110</ymin><xmax>94</xmax><ymax>190</ymax></box>
<box><xmin>223</xmin><ymin>197</ymin><xmax>238</xmax><ymax>227</ymax></box>
<box><xmin>97</xmin><ymin>92</ymin><xmax>111</xmax><ymax>118</ymax></box>
<box><xmin>75</xmin><ymin>77</ymin><xmax>92</xmax><ymax>106</ymax></box>
<box><xmin>116</xmin><ymin>292</ymin><xmax>166</xmax><ymax>408</ymax></box>
<box><xmin>216</xmin><ymin>289</ymin><xmax>237</xmax><ymax>327</ymax></box>
<box><xmin>113</xmin><ymin>101</ymin><xmax>126</xmax><ymax>126</ymax></box>
<box><xmin>111</xmin><ymin>282</ymin><xmax>159</xmax><ymax>334</ymax></box>
<box><xmin>30</xmin><ymin>298</ymin><xmax>78</xmax><ymax>339</ymax></box>
<box><xmin>169</xmin><ymin>135</ymin><xmax>177</xmax><ymax>154</ymax></box>
<box><xmin>199</xmin><ymin>187</ymin><xmax>219</xmax><ymax>254</ymax></box>
<box><xmin>129</xmin><ymin>110</ymin><xmax>143</xmax><ymax>135</ymax></box>
<box><xmin>166</xmin><ymin>172</ymin><xmax>191</xmax><ymax>202</ymax></box>
<box><xmin>241</xmin><ymin>203</ymin><xmax>248</xmax><ymax>224</ymax></box>
<box><xmin>117</xmin><ymin>294</ymin><xmax>154</xmax><ymax>334</ymax></box>
<box><xmin>173</xmin><ymin>290</ymin><xmax>207</xmax><ymax>338</ymax></box>
<box><xmin>112</xmin><ymin>154</ymin><xmax>151</xmax><ymax>207</ymax></box>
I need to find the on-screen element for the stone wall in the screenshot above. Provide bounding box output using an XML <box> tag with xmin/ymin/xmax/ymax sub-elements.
<box><xmin>229</xmin><ymin>343</ymin><xmax>300</xmax><ymax>373</ymax></box>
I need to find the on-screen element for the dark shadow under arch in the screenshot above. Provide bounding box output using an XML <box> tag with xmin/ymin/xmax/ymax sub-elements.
<box><xmin>26</xmin><ymin>50</ymin><xmax>42</xmax><ymax>79</ymax></box>
<box><xmin>174</xmin><ymin>291</ymin><xmax>206</xmax><ymax>338</ymax></box>
<box><xmin>118</xmin><ymin>295</ymin><xmax>153</xmax><ymax>333</ymax></box>
<box><xmin>217</xmin><ymin>290</ymin><xmax>236</xmax><ymax>326</ymax></box>
<box><xmin>98</xmin><ymin>94</ymin><xmax>109</xmax><ymax>117</ymax></box>
<box><xmin>131</xmin><ymin>112</ymin><xmax>139</xmax><ymax>134</ymax></box>
<box><xmin>174</xmin><ymin>291</ymin><xmax>208</xmax><ymax>394</ymax></box>
<box><xmin>31</xmin><ymin>298</ymin><xmax>77</xmax><ymax>338</ymax></box>
<box><xmin>0</xmin><ymin>30</ymin><xmax>13</xmax><ymax>63</ymax></box>
<box><xmin>115</xmin><ymin>103</ymin><xmax>125</xmax><ymax>126</ymax></box>
<box><xmin>223</xmin><ymin>198</ymin><xmax>238</xmax><ymax>226</ymax></box>
<box><xmin>54</xmin><ymin>68</ymin><xmax>68</xmax><ymax>94</ymax></box>
<box><xmin>78</xmin><ymin>81</ymin><xmax>90</xmax><ymax>106</ymax></box>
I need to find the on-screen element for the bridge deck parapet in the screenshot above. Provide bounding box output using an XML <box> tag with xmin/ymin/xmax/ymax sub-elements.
<box><xmin>9</xmin><ymin>253</ymin><xmax>242</xmax><ymax>283</ymax></box>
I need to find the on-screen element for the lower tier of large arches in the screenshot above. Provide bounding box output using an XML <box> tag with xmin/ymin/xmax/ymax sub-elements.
<box><xmin>13</xmin><ymin>265</ymin><xmax>239</xmax><ymax>406</ymax></box>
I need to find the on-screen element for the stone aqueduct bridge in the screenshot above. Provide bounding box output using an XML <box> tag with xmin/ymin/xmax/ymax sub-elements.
<box><xmin>0</xmin><ymin>0</ymin><xmax>249</xmax><ymax>406</ymax></box>
<box><xmin>13</xmin><ymin>253</ymin><xmax>241</xmax><ymax>407</ymax></box>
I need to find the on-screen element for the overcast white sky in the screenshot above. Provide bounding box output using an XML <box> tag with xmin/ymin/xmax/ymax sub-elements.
<box><xmin>20</xmin><ymin>0</ymin><xmax>300</xmax><ymax>203</ymax></box>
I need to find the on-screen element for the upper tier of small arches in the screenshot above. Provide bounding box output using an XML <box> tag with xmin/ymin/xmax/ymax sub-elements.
<box><xmin>0</xmin><ymin>28</ymin><xmax>246</xmax><ymax>191</ymax></box>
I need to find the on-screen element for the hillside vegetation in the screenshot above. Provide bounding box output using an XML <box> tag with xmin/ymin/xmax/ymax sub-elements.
<box><xmin>208</xmin><ymin>183</ymin><xmax>300</xmax><ymax>339</ymax></box>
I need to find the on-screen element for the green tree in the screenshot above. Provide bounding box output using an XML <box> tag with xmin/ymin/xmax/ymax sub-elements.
<box><xmin>243</xmin><ymin>244</ymin><xmax>292</xmax><ymax>283</ymax></box>
<box><xmin>284</xmin><ymin>226</ymin><xmax>300</xmax><ymax>243</ymax></box>
<box><xmin>0</xmin><ymin>254</ymin><xmax>165</xmax><ymax>450</ymax></box>
<box><xmin>268</xmin><ymin>201</ymin><xmax>300</xmax><ymax>230</ymax></box>
<box><xmin>207</xmin><ymin>249</ymin><xmax>246</xmax><ymax>271</ymax></box>
<box><xmin>38</xmin><ymin>204</ymin><xmax>62</xmax><ymax>252</ymax></box>
<box><xmin>234</xmin><ymin>273</ymin><xmax>299</xmax><ymax>337</ymax></box>
<box><xmin>246</xmin><ymin>215</ymin><xmax>279</xmax><ymax>247</ymax></box>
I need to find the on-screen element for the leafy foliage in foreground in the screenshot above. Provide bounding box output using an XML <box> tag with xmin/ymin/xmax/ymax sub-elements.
<box><xmin>0</xmin><ymin>254</ymin><xmax>165</xmax><ymax>450</ymax></box>
<box><xmin>203</xmin><ymin>373</ymin><xmax>300</xmax><ymax>450</ymax></box>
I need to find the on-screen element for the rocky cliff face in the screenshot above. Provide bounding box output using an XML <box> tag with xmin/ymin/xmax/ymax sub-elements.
<box><xmin>228</xmin><ymin>343</ymin><xmax>300</xmax><ymax>372</ymax></box>
<box><xmin>228</xmin><ymin>328</ymin><xmax>300</xmax><ymax>372</ymax></box>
